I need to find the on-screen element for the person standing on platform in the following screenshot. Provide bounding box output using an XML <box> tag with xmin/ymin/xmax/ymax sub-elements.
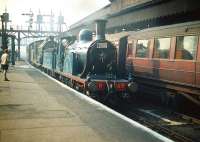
<box><xmin>1</xmin><ymin>49</ymin><xmax>9</xmax><ymax>81</ymax></box>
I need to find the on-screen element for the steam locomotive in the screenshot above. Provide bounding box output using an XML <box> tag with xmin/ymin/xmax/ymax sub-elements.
<box><xmin>28</xmin><ymin>20</ymin><xmax>137</xmax><ymax>102</ymax></box>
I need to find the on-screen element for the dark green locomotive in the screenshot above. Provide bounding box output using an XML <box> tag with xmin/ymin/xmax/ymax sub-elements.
<box><xmin>29</xmin><ymin>20</ymin><xmax>137</xmax><ymax>102</ymax></box>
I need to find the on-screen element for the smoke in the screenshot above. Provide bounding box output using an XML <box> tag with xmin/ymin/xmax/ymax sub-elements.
<box><xmin>67</xmin><ymin>0</ymin><xmax>110</xmax><ymax>24</ymax></box>
<box><xmin>0</xmin><ymin>0</ymin><xmax>110</xmax><ymax>27</ymax></box>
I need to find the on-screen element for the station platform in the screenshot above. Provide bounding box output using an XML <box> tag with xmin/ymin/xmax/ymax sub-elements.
<box><xmin>0</xmin><ymin>61</ymin><xmax>173</xmax><ymax>142</ymax></box>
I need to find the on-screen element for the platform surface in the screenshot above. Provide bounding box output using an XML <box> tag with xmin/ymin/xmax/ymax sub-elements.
<box><xmin>0</xmin><ymin>61</ymin><xmax>172</xmax><ymax>142</ymax></box>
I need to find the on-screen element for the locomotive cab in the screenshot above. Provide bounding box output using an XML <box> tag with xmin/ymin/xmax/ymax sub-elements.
<box><xmin>63</xmin><ymin>29</ymin><xmax>93</xmax><ymax>75</ymax></box>
<box><xmin>42</xmin><ymin>36</ymin><xmax>58</xmax><ymax>70</ymax></box>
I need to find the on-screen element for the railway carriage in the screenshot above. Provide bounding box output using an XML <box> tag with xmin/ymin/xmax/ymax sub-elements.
<box><xmin>107</xmin><ymin>21</ymin><xmax>200</xmax><ymax>107</ymax></box>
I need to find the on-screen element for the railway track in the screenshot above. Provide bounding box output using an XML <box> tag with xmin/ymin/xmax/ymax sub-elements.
<box><xmin>117</xmin><ymin>103</ymin><xmax>200</xmax><ymax>142</ymax></box>
<box><xmin>72</xmin><ymin>82</ymin><xmax>200</xmax><ymax>142</ymax></box>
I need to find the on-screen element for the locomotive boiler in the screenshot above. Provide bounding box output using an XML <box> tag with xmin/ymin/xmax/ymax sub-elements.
<box><xmin>63</xmin><ymin>20</ymin><xmax>117</xmax><ymax>78</ymax></box>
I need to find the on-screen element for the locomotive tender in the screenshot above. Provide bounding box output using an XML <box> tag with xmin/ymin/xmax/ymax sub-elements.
<box><xmin>28</xmin><ymin>20</ymin><xmax>137</xmax><ymax>102</ymax></box>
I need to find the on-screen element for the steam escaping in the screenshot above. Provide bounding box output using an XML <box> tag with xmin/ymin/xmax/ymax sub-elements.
<box><xmin>0</xmin><ymin>0</ymin><xmax>110</xmax><ymax>26</ymax></box>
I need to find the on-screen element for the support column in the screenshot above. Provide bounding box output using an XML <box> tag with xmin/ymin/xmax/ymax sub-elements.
<box><xmin>1</xmin><ymin>15</ymin><xmax>4</xmax><ymax>49</ymax></box>
<box><xmin>11</xmin><ymin>36</ymin><xmax>15</xmax><ymax>65</ymax></box>
<box><xmin>1</xmin><ymin>12</ymin><xmax>9</xmax><ymax>49</ymax></box>
<box><xmin>17</xmin><ymin>32</ymin><xmax>20</xmax><ymax>60</ymax></box>
<box><xmin>1</xmin><ymin>15</ymin><xmax>6</xmax><ymax>49</ymax></box>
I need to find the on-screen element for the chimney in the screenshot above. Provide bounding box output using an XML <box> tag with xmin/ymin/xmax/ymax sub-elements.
<box><xmin>95</xmin><ymin>19</ymin><xmax>107</xmax><ymax>40</ymax></box>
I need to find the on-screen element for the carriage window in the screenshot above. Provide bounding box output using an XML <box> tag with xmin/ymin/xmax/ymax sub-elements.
<box><xmin>175</xmin><ymin>36</ymin><xmax>198</xmax><ymax>60</ymax></box>
<box><xmin>127</xmin><ymin>43</ymin><xmax>133</xmax><ymax>57</ymax></box>
<box><xmin>136</xmin><ymin>40</ymin><xmax>149</xmax><ymax>58</ymax></box>
<box><xmin>153</xmin><ymin>38</ymin><xmax>171</xmax><ymax>59</ymax></box>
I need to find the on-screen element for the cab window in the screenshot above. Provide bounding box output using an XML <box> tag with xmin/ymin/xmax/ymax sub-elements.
<box><xmin>136</xmin><ymin>40</ymin><xmax>149</xmax><ymax>58</ymax></box>
<box><xmin>153</xmin><ymin>38</ymin><xmax>171</xmax><ymax>59</ymax></box>
<box><xmin>175</xmin><ymin>36</ymin><xmax>198</xmax><ymax>60</ymax></box>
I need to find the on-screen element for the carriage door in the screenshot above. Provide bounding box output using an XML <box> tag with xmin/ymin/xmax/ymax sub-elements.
<box><xmin>173</xmin><ymin>35</ymin><xmax>198</xmax><ymax>85</ymax></box>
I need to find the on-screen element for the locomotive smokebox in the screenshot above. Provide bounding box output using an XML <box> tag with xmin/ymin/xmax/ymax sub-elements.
<box><xmin>95</xmin><ymin>19</ymin><xmax>107</xmax><ymax>40</ymax></box>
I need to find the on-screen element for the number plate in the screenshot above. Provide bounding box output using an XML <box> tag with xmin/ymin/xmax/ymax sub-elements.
<box><xmin>97</xmin><ymin>42</ymin><xmax>107</xmax><ymax>48</ymax></box>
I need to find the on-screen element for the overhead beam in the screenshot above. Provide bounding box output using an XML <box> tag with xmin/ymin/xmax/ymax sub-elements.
<box><xmin>0</xmin><ymin>29</ymin><xmax>58</xmax><ymax>34</ymax></box>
